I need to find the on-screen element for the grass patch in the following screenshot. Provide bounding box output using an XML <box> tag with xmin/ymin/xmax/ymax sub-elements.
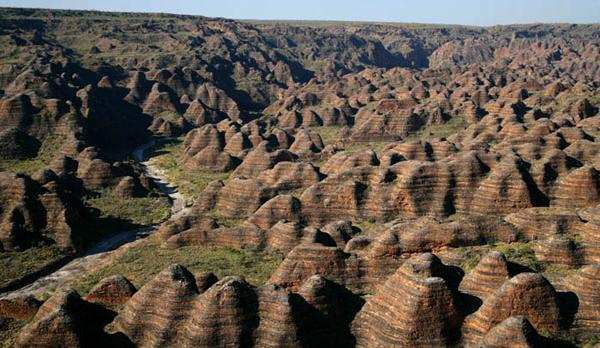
<box><xmin>447</xmin><ymin>213</ymin><xmax>463</xmax><ymax>222</ymax></box>
<box><xmin>408</xmin><ymin>114</ymin><xmax>466</xmax><ymax>141</ymax></box>
<box><xmin>289</xmin><ymin>188</ymin><xmax>305</xmax><ymax>199</ymax></box>
<box><xmin>354</xmin><ymin>219</ymin><xmax>379</xmax><ymax>234</ymax></box>
<box><xmin>308</xmin><ymin>126</ymin><xmax>342</xmax><ymax>146</ymax></box>
<box><xmin>0</xmin><ymin>244</ymin><xmax>66</xmax><ymax>289</ymax></box>
<box><xmin>457</xmin><ymin>247</ymin><xmax>482</xmax><ymax>272</ymax></box>
<box><xmin>456</xmin><ymin>242</ymin><xmax>544</xmax><ymax>272</ymax></box>
<box><xmin>487</xmin><ymin>242</ymin><xmax>544</xmax><ymax>272</ymax></box>
<box><xmin>543</xmin><ymin>265</ymin><xmax>578</xmax><ymax>277</ymax></box>
<box><xmin>83</xmin><ymin>188</ymin><xmax>170</xmax><ymax>238</ymax></box>
<box><xmin>342</xmin><ymin>141</ymin><xmax>390</xmax><ymax>154</ymax></box>
<box><xmin>70</xmin><ymin>238</ymin><xmax>283</xmax><ymax>295</ymax></box>
<box><xmin>0</xmin><ymin>134</ymin><xmax>66</xmax><ymax>174</ymax></box>
<box><xmin>147</xmin><ymin>139</ymin><xmax>231</xmax><ymax>201</ymax></box>
<box><xmin>537</xmin><ymin>329</ymin><xmax>579</xmax><ymax>347</ymax></box>
<box><xmin>0</xmin><ymin>57</ymin><xmax>22</xmax><ymax>66</ymax></box>
<box><xmin>0</xmin><ymin>317</ymin><xmax>30</xmax><ymax>348</ymax></box>
<box><xmin>583</xmin><ymin>336</ymin><xmax>600</xmax><ymax>348</ymax></box>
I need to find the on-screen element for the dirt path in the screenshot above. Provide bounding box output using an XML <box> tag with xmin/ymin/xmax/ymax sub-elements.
<box><xmin>1</xmin><ymin>140</ymin><xmax>188</xmax><ymax>299</ymax></box>
<box><xmin>132</xmin><ymin>139</ymin><xmax>189</xmax><ymax>219</ymax></box>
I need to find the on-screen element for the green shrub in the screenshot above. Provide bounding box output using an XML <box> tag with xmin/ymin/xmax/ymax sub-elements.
<box><xmin>456</xmin><ymin>247</ymin><xmax>482</xmax><ymax>272</ymax></box>
<box><xmin>147</xmin><ymin>139</ymin><xmax>231</xmax><ymax>201</ymax></box>
<box><xmin>308</xmin><ymin>126</ymin><xmax>342</xmax><ymax>146</ymax></box>
<box><xmin>583</xmin><ymin>336</ymin><xmax>600</xmax><ymax>348</ymax></box>
<box><xmin>0</xmin><ymin>134</ymin><xmax>66</xmax><ymax>174</ymax></box>
<box><xmin>84</xmin><ymin>189</ymin><xmax>170</xmax><ymax>226</ymax></box>
<box><xmin>408</xmin><ymin>114</ymin><xmax>466</xmax><ymax>141</ymax></box>
<box><xmin>0</xmin><ymin>317</ymin><xmax>30</xmax><ymax>348</ymax></box>
<box><xmin>0</xmin><ymin>244</ymin><xmax>66</xmax><ymax>288</ymax></box>
<box><xmin>488</xmin><ymin>242</ymin><xmax>543</xmax><ymax>272</ymax></box>
<box><xmin>71</xmin><ymin>238</ymin><xmax>284</xmax><ymax>295</ymax></box>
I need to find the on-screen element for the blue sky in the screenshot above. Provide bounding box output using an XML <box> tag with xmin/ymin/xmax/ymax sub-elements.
<box><xmin>1</xmin><ymin>0</ymin><xmax>599</xmax><ymax>26</ymax></box>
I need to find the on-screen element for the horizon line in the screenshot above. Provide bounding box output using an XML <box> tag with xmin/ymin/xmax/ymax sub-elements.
<box><xmin>1</xmin><ymin>6</ymin><xmax>599</xmax><ymax>28</ymax></box>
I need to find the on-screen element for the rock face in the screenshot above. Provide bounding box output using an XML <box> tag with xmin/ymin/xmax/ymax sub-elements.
<box><xmin>320</xmin><ymin>150</ymin><xmax>379</xmax><ymax>176</ymax></box>
<box><xmin>481</xmin><ymin>316</ymin><xmax>544</xmax><ymax>348</ymax></box>
<box><xmin>111</xmin><ymin>264</ymin><xmax>199</xmax><ymax>347</ymax></box>
<box><xmin>254</xmin><ymin>284</ymin><xmax>303</xmax><ymax>348</ymax></box>
<box><xmin>233</xmin><ymin>143</ymin><xmax>295</xmax><ymax>177</ymax></box>
<box><xmin>350</xmin><ymin>100</ymin><xmax>422</xmax><ymax>141</ymax></box>
<box><xmin>182</xmin><ymin>124</ymin><xmax>239</xmax><ymax>172</ymax></box>
<box><xmin>214</xmin><ymin>176</ymin><xmax>273</xmax><ymax>214</ymax></box>
<box><xmin>296</xmin><ymin>275</ymin><xmax>362</xmax><ymax>345</ymax></box>
<box><xmin>257</xmin><ymin>162</ymin><xmax>321</xmax><ymax>192</ymax></box>
<box><xmin>179</xmin><ymin>276</ymin><xmax>259</xmax><ymax>347</ymax></box>
<box><xmin>459</xmin><ymin>251</ymin><xmax>511</xmax><ymax>300</ymax></box>
<box><xmin>270</xmin><ymin>243</ymin><xmax>360</xmax><ymax>291</ymax></box>
<box><xmin>15</xmin><ymin>289</ymin><xmax>115</xmax><ymax>348</ymax></box>
<box><xmin>462</xmin><ymin>273</ymin><xmax>562</xmax><ymax>345</ymax></box>
<box><xmin>564</xmin><ymin>265</ymin><xmax>600</xmax><ymax>338</ymax></box>
<box><xmin>362</xmin><ymin>216</ymin><xmax>517</xmax><ymax>259</ymax></box>
<box><xmin>470</xmin><ymin>157</ymin><xmax>536</xmax><ymax>215</ymax></box>
<box><xmin>246</xmin><ymin>194</ymin><xmax>302</xmax><ymax>230</ymax></box>
<box><xmin>0</xmin><ymin>296</ymin><xmax>42</xmax><ymax>320</ymax></box>
<box><xmin>86</xmin><ymin>275</ymin><xmax>137</xmax><ymax>306</ymax></box>
<box><xmin>352</xmin><ymin>253</ymin><xmax>461</xmax><ymax>348</ymax></box>
<box><xmin>552</xmin><ymin>166</ymin><xmax>600</xmax><ymax>208</ymax></box>
<box><xmin>196</xmin><ymin>83</ymin><xmax>241</xmax><ymax>120</ymax></box>
<box><xmin>109</xmin><ymin>264</ymin><xmax>359</xmax><ymax>347</ymax></box>
<box><xmin>0</xmin><ymin>171</ymin><xmax>85</xmax><ymax>252</ymax></box>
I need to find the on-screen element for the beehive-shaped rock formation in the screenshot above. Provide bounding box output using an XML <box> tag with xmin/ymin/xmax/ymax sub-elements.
<box><xmin>112</xmin><ymin>264</ymin><xmax>199</xmax><ymax>347</ymax></box>
<box><xmin>459</xmin><ymin>251</ymin><xmax>511</xmax><ymax>300</ymax></box>
<box><xmin>256</xmin><ymin>161</ymin><xmax>322</xmax><ymax>192</ymax></box>
<box><xmin>552</xmin><ymin>166</ymin><xmax>600</xmax><ymax>208</ymax></box>
<box><xmin>253</xmin><ymin>285</ymin><xmax>303</xmax><ymax>348</ymax></box>
<box><xmin>0</xmin><ymin>296</ymin><xmax>41</xmax><ymax>320</ymax></box>
<box><xmin>246</xmin><ymin>194</ymin><xmax>302</xmax><ymax>230</ymax></box>
<box><xmin>179</xmin><ymin>276</ymin><xmax>258</xmax><ymax>347</ymax></box>
<box><xmin>86</xmin><ymin>275</ymin><xmax>137</xmax><ymax>306</ymax></box>
<box><xmin>233</xmin><ymin>142</ymin><xmax>295</xmax><ymax>177</ymax></box>
<box><xmin>564</xmin><ymin>264</ymin><xmax>600</xmax><ymax>338</ymax></box>
<box><xmin>462</xmin><ymin>273</ymin><xmax>562</xmax><ymax>345</ymax></box>
<box><xmin>214</xmin><ymin>176</ymin><xmax>276</xmax><ymax>218</ymax></box>
<box><xmin>270</xmin><ymin>243</ymin><xmax>360</xmax><ymax>291</ymax></box>
<box><xmin>471</xmin><ymin>156</ymin><xmax>537</xmax><ymax>215</ymax></box>
<box><xmin>481</xmin><ymin>316</ymin><xmax>544</xmax><ymax>348</ymax></box>
<box><xmin>16</xmin><ymin>289</ymin><xmax>113</xmax><ymax>348</ymax></box>
<box><xmin>352</xmin><ymin>253</ymin><xmax>461</xmax><ymax>348</ymax></box>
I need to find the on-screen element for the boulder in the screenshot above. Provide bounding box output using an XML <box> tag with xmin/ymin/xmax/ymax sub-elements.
<box><xmin>86</xmin><ymin>275</ymin><xmax>137</xmax><ymax>306</ymax></box>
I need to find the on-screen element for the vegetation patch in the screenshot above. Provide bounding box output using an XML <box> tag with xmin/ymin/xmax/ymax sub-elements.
<box><xmin>309</xmin><ymin>126</ymin><xmax>342</xmax><ymax>146</ymax></box>
<box><xmin>487</xmin><ymin>242</ymin><xmax>543</xmax><ymax>272</ymax></box>
<box><xmin>583</xmin><ymin>336</ymin><xmax>600</xmax><ymax>348</ymax></box>
<box><xmin>353</xmin><ymin>219</ymin><xmax>378</xmax><ymax>234</ymax></box>
<box><xmin>343</xmin><ymin>141</ymin><xmax>390</xmax><ymax>154</ymax></box>
<box><xmin>447</xmin><ymin>213</ymin><xmax>463</xmax><ymax>222</ymax></box>
<box><xmin>456</xmin><ymin>242</ymin><xmax>543</xmax><ymax>272</ymax></box>
<box><xmin>0</xmin><ymin>134</ymin><xmax>66</xmax><ymax>175</ymax></box>
<box><xmin>147</xmin><ymin>139</ymin><xmax>231</xmax><ymax>201</ymax></box>
<box><xmin>83</xmin><ymin>188</ymin><xmax>170</xmax><ymax>239</ymax></box>
<box><xmin>457</xmin><ymin>247</ymin><xmax>482</xmax><ymax>272</ymax></box>
<box><xmin>289</xmin><ymin>188</ymin><xmax>306</xmax><ymax>199</ymax></box>
<box><xmin>70</xmin><ymin>237</ymin><xmax>283</xmax><ymax>295</ymax></box>
<box><xmin>408</xmin><ymin>114</ymin><xmax>466</xmax><ymax>141</ymax></box>
<box><xmin>0</xmin><ymin>243</ymin><xmax>66</xmax><ymax>289</ymax></box>
<box><xmin>0</xmin><ymin>317</ymin><xmax>30</xmax><ymax>348</ymax></box>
